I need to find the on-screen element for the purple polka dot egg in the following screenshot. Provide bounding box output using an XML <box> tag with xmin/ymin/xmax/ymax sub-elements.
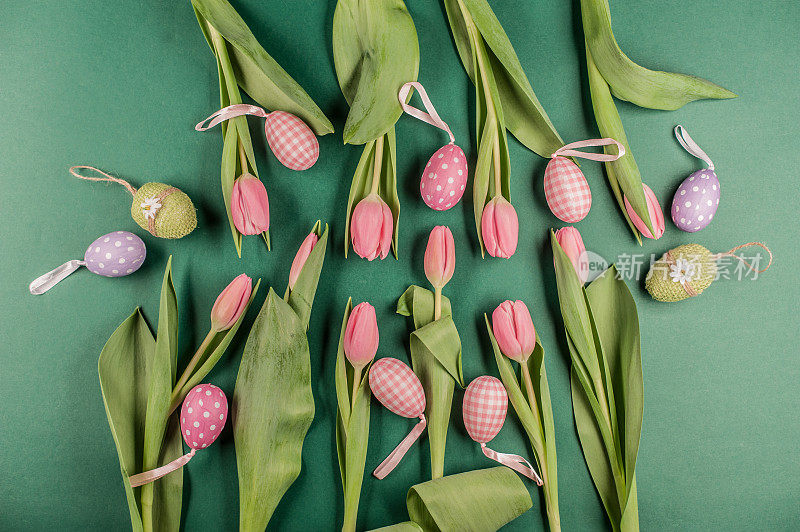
<box><xmin>670</xmin><ymin>169</ymin><xmax>720</xmax><ymax>232</ymax></box>
<box><xmin>83</xmin><ymin>231</ymin><xmax>146</xmax><ymax>277</ymax></box>
<box><xmin>180</xmin><ymin>384</ymin><xmax>228</xmax><ymax>450</ymax></box>
<box><xmin>420</xmin><ymin>144</ymin><xmax>468</xmax><ymax>211</ymax></box>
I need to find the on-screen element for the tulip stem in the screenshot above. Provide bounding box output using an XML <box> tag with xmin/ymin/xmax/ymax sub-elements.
<box><xmin>370</xmin><ymin>135</ymin><xmax>384</xmax><ymax>195</ymax></box>
<box><xmin>238</xmin><ymin>140</ymin><xmax>248</xmax><ymax>174</ymax></box>
<box><xmin>492</xmin><ymin>134</ymin><xmax>502</xmax><ymax>198</ymax></box>
<box><xmin>520</xmin><ymin>361</ymin><xmax>543</xmax><ymax>435</ymax></box>
<box><xmin>168</xmin><ymin>329</ymin><xmax>217</xmax><ymax>414</ymax></box>
<box><xmin>434</xmin><ymin>286</ymin><xmax>442</xmax><ymax>321</ymax></box>
<box><xmin>351</xmin><ymin>365</ymin><xmax>362</xmax><ymax>409</ymax></box>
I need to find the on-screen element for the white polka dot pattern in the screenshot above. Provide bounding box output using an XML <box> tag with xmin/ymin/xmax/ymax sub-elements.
<box><xmin>420</xmin><ymin>144</ymin><xmax>468</xmax><ymax>211</ymax></box>
<box><xmin>543</xmin><ymin>157</ymin><xmax>592</xmax><ymax>223</ymax></box>
<box><xmin>369</xmin><ymin>357</ymin><xmax>425</xmax><ymax>419</ymax></box>
<box><xmin>462</xmin><ymin>376</ymin><xmax>508</xmax><ymax>444</ymax></box>
<box><xmin>264</xmin><ymin>111</ymin><xmax>319</xmax><ymax>171</ymax></box>
<box><xmin>83</xmin><ymin>231</ymin><xmax>145</xmax><ymax>277</ymax></box>
<box><xmin>670</xmin><ymin>168</ymin><xmax>720</xmax><ymax>233</ymax></box>
<box><xmin>180</xmin><ymin>384</ymin><xmax>228</xmax><ymax>449</ymax></box>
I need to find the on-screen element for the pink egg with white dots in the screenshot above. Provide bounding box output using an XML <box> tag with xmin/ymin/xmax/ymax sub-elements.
<box><xmin>420</xmin><ymin>144</ymin><xmax>468</xmax><ymax>211</ymax></box>
<box><xmin>180</xmin><ymin>384</ymin><xmax>228</xmax><ymax>450</ymax></box>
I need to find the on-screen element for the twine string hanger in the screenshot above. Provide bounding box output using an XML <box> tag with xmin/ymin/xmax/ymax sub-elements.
<box><xmin>713</xmin><ymin>242</ymin><xmax>773</xmax><ymax>274</ymax></box>
<box><xmin>69</xmin><ymin>165</ymin><xmax>137</xmax><ymax>195</ymax></box>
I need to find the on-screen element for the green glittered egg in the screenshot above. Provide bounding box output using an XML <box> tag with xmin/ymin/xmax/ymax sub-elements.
<box><xmin>131</xmin><ymin>182</ymin><xmax>196</xmax><ymax>239</ymax></box>
<box><xmin>645</xmin><ymin>244</ymin><xmax>717</xmax><ymax>302</ymax></box>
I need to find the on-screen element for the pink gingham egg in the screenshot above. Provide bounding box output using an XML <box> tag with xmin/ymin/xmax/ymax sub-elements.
<box><xmin>463</xmin><ymin>376</ymin><xmax>508</xmax><ymax>444</ymax></box>
<box><xmin>180</xmin><ymin>384</ymin><xmax>228</xmax><ymax>450</ymax></box>
<box><xmin>83</xmin><ymin>231</ymin><xmax>146</xmax><ymax>277</ymax></box>
<box><xmin>543</xmin><ymin>157</ymin><xmax>592</xmax><ymax>223</ymax></box>
<box><xmin>369</xmin><ymin>358</ymin><xmax>425</xmax><ymax>418</ymax></box>
<box><xmin>264</xmin><ymin>111</ymin><xmax>319</xmax><ymax>171</ymax></box>
<box><xmin>420</xmin><ymin>144</ymin><xmax>468</xmax><ymax>211</ymax></box>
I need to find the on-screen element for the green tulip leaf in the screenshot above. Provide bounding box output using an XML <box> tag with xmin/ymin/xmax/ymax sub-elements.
<box><xmin>332</xmin><ymin>0</ymin><xmax>419</xmax><ymax>144</ymax></box>
<box><xmin>580</xmin><ymin>0</ymin><xmax>736</xmax><ymax>110</ymax></box>
<box><xmin>368</xmin><ymin>522</ymin><xmax>422</xmax><ymax>532</ymax></box>
<box><xmin>396</xmin><ymin>285</ymin><xmax>452</xmax><ymax>330</ymax></box>
<box><xmin>192</xmin><ymin>0</ymin><xmax>333</xmax><ymax>134</ymax></box>
<box><xmin>234</xmin><ymin>289</ymin><xmax>314</xmax><ymax>530</ymax></box>
<box><xmin>586</xmin><ymin>43</ymin><xmax>650</xmax><ymax>241</ymax></box>
<box><xmin>98</xmin><ymin>308</ymin><xmax>183</xmax><ymax>532</ymax></box>
<box><xmin>443</xmin><ymin>0</ymin><xmax>564</xmax><ymax>157</ymax></box>
<box><xmin>287</xmin><ymin>222</ymin><xmax>329</xmax><ymax>329</ymax></box>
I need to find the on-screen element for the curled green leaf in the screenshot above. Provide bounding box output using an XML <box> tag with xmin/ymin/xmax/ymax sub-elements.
<box><xmin>580</xmin><ymin>0</ymin><xmax>736</xmax><ymax>110</ymax></box>
<box><xmin>332</xmin><ymin>0</ymin><xmax>419</xmax><ymax>144</ymax></box>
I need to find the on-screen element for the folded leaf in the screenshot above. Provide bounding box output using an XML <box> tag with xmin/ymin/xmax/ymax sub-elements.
<box><xmin>234</xmin><ymin>289</ymin><xmax>315</xmax><ymax>530</ymax></box>
<box><xmin>369</xmin><ymin>522</ymin><xmax>422</xmax><ymax>532</ymax></box>
<box><xmin>581</xmin><ymin>0</ymin><xmax>736</xmax><ymax>110</ymax></box>
<box><xmin>406</xmin><ymin>467</ymin><xmax>532</xmax><ymax>531</ymax></box>
<box><xmin>397</xmin><ymin>286</ymin><xmax>461</xmax><ymax>480</ymax></box>
<box><xmin>192</xmin><ymin>0</ymin><xmax>333</xmax><ymax>134</ymax></box>
<box><xmin>287</xmin><ymin>223</ymin><xmax>329</xmax><ymax>328</ymax></box>
<box><xmin>332</xmin><ymin>0</ymin><xmax>419</xmax><ymax>144</ymax></box>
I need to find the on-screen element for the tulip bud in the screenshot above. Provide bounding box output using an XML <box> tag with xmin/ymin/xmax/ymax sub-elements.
<box><xmin>555</xmin><ymin>226</ymin><xmax>589</xmax><ymax>283</ymax></box>
<box><xmin>210</xmin><ymin>273</ymin><xmax>253</xmax><ymax>331</ymax></box>
<box><xmin>350</xmin><ymin>193</ymin><xmax>393</xmax><ymax>261</ymax></box>
<box><xmin>624</xmin><ymin>183</ymin><xmax>665</xmax><ymax>240</ymax></box>
<box><xmin>481</xmin><ymin>196</ymin><xmax>519</xmax><ymax>258</ymax></box>
<box><xmin>288</xmin><ymin>232</ymin><xmax>319</xmax><ymax>291</ymax></box>
<box><xmin>343</xmin><ymin>302</ymin><xmax>379</xmax><ymax>368</ymax></box>
<box><xmin>491</xmin><ymin>300</ymin><xmax>536</xmax><ymax>363</ymax></box>
<box><xmin>424</xmin><ymin>226</ymin><xmax>455</xmax><ymax>290</ymax></box>
<box><xmin>231</xmin><ymin>173</ymin><xmax>270</xmax><ymax>235</ymax></box>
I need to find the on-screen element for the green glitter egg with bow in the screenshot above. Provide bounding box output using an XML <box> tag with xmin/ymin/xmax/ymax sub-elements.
<box><xmin>645</xmin><ymin>244</ymin><xmax>717</xmax><ymax>302</ymax></box>
<box><xmin>131</xmin><ymin>182</ymin><xmax>197</xmax><ymax>239</ymax></box>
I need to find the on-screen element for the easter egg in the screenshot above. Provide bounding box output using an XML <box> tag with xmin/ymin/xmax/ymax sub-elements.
<box><xmin>670</xmin><ymin>169</ymin><xmax>720</xmax><ymax>232</ymax></box>
<box><xmin>180</xmin><ymin>384</ymin><xmax>228</xmax><ymax>450</ymax></box>
<box><xmin>645</xmin><ymin>243</ymin><xmax>717</xmax><ymax>302</ymax></box>
<box><xmin>420</xmin><ymin>144</ymin><xmax>468</xmax><ymax>211</ymax></box>
<box><xmin>369</xmin><ymin>357</ymin><xmax>425</xmax><ymax>418</ymax></box>
<box><xmin>462</xmin><ymin>376</ymin><xmax>508</xmax><ymax>444</ymax></box>
<box><xmin>543</xmin><ymin>157</ymin><xmax>592</xmax><ymax>223</ymax></box>
<box><xmin>264</xmin><ymin>111</ymin><xmax>319</xmax><ymax>171</ymax></box>
<box><xmin>131</xmin><ymin>182</ymin><xmax>197</xmax><ymax>239</ymax></box>
<box><xmin>83</xmin><ymin>231</ymin><xmax>146</xmax><ymax>277</ymax></box>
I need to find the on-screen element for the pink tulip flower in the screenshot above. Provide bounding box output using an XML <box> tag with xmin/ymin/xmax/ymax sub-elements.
<box><xmin>231</xmin><ymin>173</ymin><xmax>270</xmax><ymax>235</ymax></box>
<box><xmin>288</xmin><ymin>232</ymin><xmax>319</xmax><ymax>290</ymax></box>
<box><xmin>343</xmin><ymin>302</ymin><xmax>379</xmax><ymax>368</ymax></box>
<box><xmin>424</xmin><ymin>226</ymin><xmax>455</xmax><ymax>290</ymax></box>
<box><xmin>555</xmin><ymin>226</ymin><xmax>589</xmax><ymax>283</ymax></box>
<box><xmin>210</xmin><ymin>273</ymin><xmax>253</xmax><ymax>331</ymax></box>
<box><xmin>481</xmin><ymin>196</ymin><xmax>519</xmax><ymax>258</ymax></box>
<box><xmin>350</xmin><ymin>193</ymin><xmax>393</xmax><ymax>261</ymax></box>
<box><xmin>624</xmin><ymin>183</ymin><xmax>665</xmax><ymax>240</ymax></box>
<box><xmin>492</xmin><ymin>300</ymin><xmax>536</xmax><ymax>363</ymax></box>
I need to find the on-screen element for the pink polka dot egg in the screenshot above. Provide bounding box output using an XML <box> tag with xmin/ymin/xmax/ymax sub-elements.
<box><xmin>420</xmin><ymin>144</ymin><xmax>468</xmax><ymax>211</ymax></box>
<box><xmin>180</xmin><ymin>384</ymin><xmax>228</xmax><ymax>450</ymax></box>
<box><xmin>84</xmin><ymin>231</ymin><xmax>146</xmax><ymax>277</ymax></box>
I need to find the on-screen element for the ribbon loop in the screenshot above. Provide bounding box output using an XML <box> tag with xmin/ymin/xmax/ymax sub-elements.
<box><xmin>129</xmin><ymin>448</ymin><xmax>196</xmax><ymax>488</ymax></box>
<box><xmin>29</xmin><ymin>260</ymin><xmax>86</xmax><ymax>295</ymax></box>
<box><xmin>551</xmin><ymin>138</ymin><xmax>625</xmax><ymax>162</ymax></box>
<box><xmin>674</xmin><ymin>125</ymin><xmax>714</xmax><ymax>170</ymax></box>
<box><xmin>373</xmin><ymin>414</ymin><xmax>427</xmax><ymax>479</ymax></box>
<box><xmin>398</xmin><ymin>82</ymin><xmax>455</xmax><ymax>144</ymax></box>
<box><xmin>195</xmin><ymin>104</ymin><xmax>269</xmax><ymax>131</ymax></box>
<box><xmin>480</xmin><ymin>443</ymin><xmax>543</xmax><ymax>485</ymax></box>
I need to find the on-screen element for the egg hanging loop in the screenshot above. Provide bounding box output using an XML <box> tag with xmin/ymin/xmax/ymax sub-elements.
<box><xmin>398</xmin><ymin>81</ymin><xmax>455</xmax><ymax>144</ymax></box>
<box><xmin>674</xmin><ymin>125</ymin><xmax>714</xmax><ymax>170</ymax></box>
<box><xmin>69</xmin><ymin>165</ymin><xmax>138</xmax><ymax>195</ymax></box>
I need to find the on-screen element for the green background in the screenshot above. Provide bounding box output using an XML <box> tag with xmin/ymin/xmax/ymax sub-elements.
<box><xmin>2</xmin><ymin>0</ymin><xmax>798</xmax><ymax>530</ymax></box>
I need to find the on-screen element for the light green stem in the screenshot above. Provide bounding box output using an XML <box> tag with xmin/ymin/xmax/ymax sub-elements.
<box><xmin>351</xmin><ymin>365</ymin><xmax>362</xmax><ymax>410</ymax></box>
<box><xmin>369</xmin><ymin>135</ymin><xmax>384</xmax><ymax>195</ymax></box>
<box><xmin>433</xmin><ymin>286</ymin><xmax>442</xmax><ymax>321</ymax></box>
<box><xmin>169</xmin><ymin>329</ymin><xmax>216</xmax><ymax>414</ymax></box>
